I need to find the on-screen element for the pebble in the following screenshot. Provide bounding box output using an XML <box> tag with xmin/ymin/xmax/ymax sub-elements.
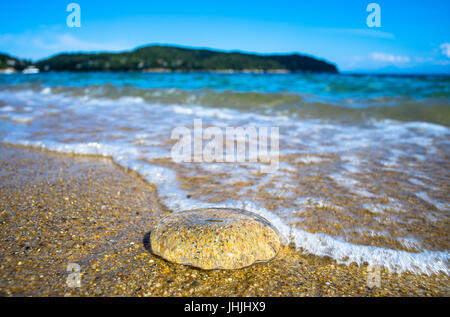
<box><xmin>150</xmin><ymin>208</ymin><xmax>281</xmax><ymax>270</ymax></box>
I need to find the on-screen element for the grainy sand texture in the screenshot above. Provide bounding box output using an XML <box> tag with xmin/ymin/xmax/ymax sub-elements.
<box><xmin>0</xmin><ymin>144</ymin><xmax>448</xmax><ymax>296</ymax></box>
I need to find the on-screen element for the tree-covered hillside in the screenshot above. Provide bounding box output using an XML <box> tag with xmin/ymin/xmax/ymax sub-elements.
<box><xmin>35</xmin><ymin>45</ymin><xmax>338</xmax><ymax>73</ymax></box>
<box><xmin>0</xmin><ymin>53</ymin><xmax>30</xmax><ymax>71</ymax></box>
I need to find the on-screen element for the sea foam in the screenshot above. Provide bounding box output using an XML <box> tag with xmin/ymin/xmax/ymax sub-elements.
<box><xmin>0</xmin><ymin>86</ymin><xmax>449</xmax><ymax>275</ymax></box>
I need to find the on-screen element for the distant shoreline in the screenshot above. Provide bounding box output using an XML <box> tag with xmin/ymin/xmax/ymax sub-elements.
<box><xmin>2</xmin><ymin>69</ymin><xmax>450</xmax><ymax>77</ymax></box>
<box><xmin>141</xmin><ymin>68</ymin><xmax>292</xmax><ymax>74</ymax></box>
<box><xmin>0</xmin><ymin>67</ymin><xmax>317</xmax><ymax>75</ymax></box>
<box><xmin>0</xmin><ymin>67</ymin><xmax>318</xmax><ymax>75</ymax></box>
<box><xmin>1</xmin><ymin>44</ymin><xmax>339</xmax><ymax>74</ymax></box>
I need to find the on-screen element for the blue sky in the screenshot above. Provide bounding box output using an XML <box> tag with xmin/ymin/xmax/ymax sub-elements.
<box><xmin>0</xmin><ymin>0</ymin><xmax>449</xmax><ymax>73</ymax></box>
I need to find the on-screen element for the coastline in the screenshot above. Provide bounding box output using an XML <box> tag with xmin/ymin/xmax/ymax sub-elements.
<box><xmin>0</xmin><ymin>143</ymin><xmax>448</xmax><ymax>297</ymax></box>
<box><xmin>141</xmin><ymin>68</ymin><xmax>292</xmax><ymax>74</ymax></box>
<box><xmin>0</xmin><ymin>68</ymin><xmax>294</xmax><ymax>74</ymax></box>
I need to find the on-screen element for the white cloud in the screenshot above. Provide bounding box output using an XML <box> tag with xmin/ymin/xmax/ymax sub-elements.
<box><xmin>0</xmin><ymin>30</ymin><xmax>131</xmax><ymax>60</ymax></box>
<box><xmin>338</xmin><ymin>29</ymin><xmax>395</xmax><ymax>40</ymax></box>
<box><xmin>440</xmin><ymin>43</ymin><xmax>450</xmax><ymax>58</ymax></box>
<box><xmin>370</xmin><ymin>52</ymin><xmax>410</xmax><ymax>63</ymax></box>
<box><xmin>314</xmin><ymin>28</ymin><xmax>395</xmax><ymax>40</ymax></box>
<box><xmin>32</xmin><ymin>33</ymin><xmax>128</xmax><ymax>53</ymax></box>
<box><xmin>435</xmin><ymin>60</ymin><xmax>450</xmax><ymax>66</ymax></box>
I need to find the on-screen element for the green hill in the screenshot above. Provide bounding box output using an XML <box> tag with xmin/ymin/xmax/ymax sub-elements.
<box><xmin>0</xmin><ymin>53</ymin><xmax>30</xmax><ymax>71</ymax></box>
<box><xmin>35</xmin><ymin>45</ymin><xmax>338</xmax><ymax>73</ymax></box>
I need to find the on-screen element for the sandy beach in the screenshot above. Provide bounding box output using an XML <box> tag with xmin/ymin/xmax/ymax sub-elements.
<box><xmin>0</xmin><ymin>143</ymin><xmax>448</xmax><ymax>297</ymax></box>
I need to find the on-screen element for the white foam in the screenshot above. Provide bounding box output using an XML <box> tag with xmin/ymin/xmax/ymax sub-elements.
<box><xmin>41</xmin><ymin>87</ymin><xmax>51</xmax><ymax>95</ymax></box>
<box><xmin>0</xmin><ymin>105</ymin><xmax>15</xmax><ymax>112</ymax></box>
<box><xmin>295</xmin><ymin>155</ymin><xmax>323</xmax><ymax>164</ymax></box>
<box><xmin>362</xmin><ymin>203</ymin><xmax>385</xmax><ymax>214</ymax></box>
<box><xmin>170</xmin><ymin>105</ymin><xmax>236</xmax><ymax>120</ymax></box>
<box><xmin>11</xmin><ymin>115</ymin><xmax>35</xmax><ymax>123</ymax></box>
<box><xmin>1</xmin><ymin>87</ymin><xmax>449</xmax><ymax>275</ymax></box>
<box><xmin>415</xmin><ymin>192</ymin><xmax>450</xmax><ymax>211</ymax></box>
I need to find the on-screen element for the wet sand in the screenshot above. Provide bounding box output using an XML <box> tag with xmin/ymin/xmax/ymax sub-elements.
<box><xmin>0</xmin><ymin>144</ymin><xmax>448</xmax><ymax>296</ymax></box>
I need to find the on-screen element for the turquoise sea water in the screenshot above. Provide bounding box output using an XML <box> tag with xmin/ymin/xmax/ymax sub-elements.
<box><xmin>1</xmin><ymin>72</ymin><xmax>449</xmax><ymax>125</ymax></box>
<box><xmin>2</xmin><ymin>72</ymin><xmax>450</xmax><ymax>99</ymax></box>
<box><xmin>0</xmin><ymin>72</ymin><xmax>449</xmax><ymax>274</ymax></box>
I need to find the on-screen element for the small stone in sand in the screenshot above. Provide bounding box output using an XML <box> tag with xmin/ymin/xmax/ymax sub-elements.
<box><xmin>150</xmin><ymin>208</ymin><xmax>281</xmax><ymax>270</ymax></box>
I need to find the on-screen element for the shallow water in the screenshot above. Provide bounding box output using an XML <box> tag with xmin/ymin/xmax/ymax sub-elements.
<box><xmin>0</xmin><ymin>72</ymin><xmax>449</xmax><ymax>274</ymax></box>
